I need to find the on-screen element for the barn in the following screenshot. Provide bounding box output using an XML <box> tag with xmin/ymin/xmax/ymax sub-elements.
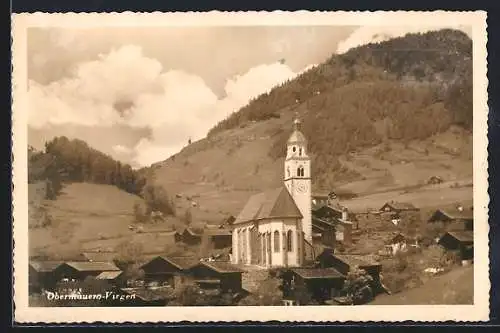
<box><xmin>29</xmin><ymin>261</ymin><xmax>62</xmax><ymax>293</ymax></box>
<box><xmin>139</xmin><ymin>256</ymin><xmax>199</xmax><ymax>287</ymax></box>
<box><xmin>379</xmin><ymin>201</ymin><xmax>419</xmax><ymax>214</ymax></box>
<box><xmin>52</xmin><ymin>261</ymin><xmax>121</xmax><ymax>282</ymax></box>
<box><xmin>438</xmin><ymin>231</ymin><xmax>474</xmax><ymax>261</ymax></box>
<box><xmin>316</xmin><ymin>250</ymin><xmax>382</xmax><ymax>291</ymax></box>
<box><xmin>187</xmin><ymin>261</ymin><xmax>244</xmax><ymax>292</ymax></box>
<box><xmin>428</xmin><ymin>208</ymin><xmax>474</xmax><ymax>231</ymax></box>
<box><xmin>287</xmin><ymin>267</ymin><xmax>345</xmax><ymax>303</ymax></box>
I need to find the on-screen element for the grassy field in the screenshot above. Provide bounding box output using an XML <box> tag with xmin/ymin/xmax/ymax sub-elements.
<box><xmin>29</xmin><ymin>183</ymin><xmax>183</xmax><ymax>259</ymax></box>
<box><xmin>371</xmin><ymin>265</ymin><xmax>474</xmax><ymax>305</ymax></box>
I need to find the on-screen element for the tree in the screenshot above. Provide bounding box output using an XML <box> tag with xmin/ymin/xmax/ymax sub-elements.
<box><xmin>342</xmin><ymin>268</ymin><xmax>374</xmax><ymax>305</ymax></box>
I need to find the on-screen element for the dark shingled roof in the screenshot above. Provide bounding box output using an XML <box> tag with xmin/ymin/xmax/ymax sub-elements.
<box><xmin>235</xmin><ymin>187</ymin><xmax>303</xmax><ymax>224</ymax></box>
<box><xmin>442</xmin><ymin>231</ymin><xmax>474</xmax><ymax>243</ymax></box>
<box><xmin>197</xmin><ymin>261</ymin><xmax>244</xmax><ymax>274</ymax></box>
<box><xmin>205</xmin><ymin>228</ymin><xmax>232</xmax><ymax>236</ymax></box>
<box><xmin>64</xmin><ymin>261</ymin><xmax>120</xmax><ymax>272</ymax></box>
<box><xmin>166</xmin><ymin>256</ymin><xmax>200</xmax><ymax>270</ymax></box>
<box><xmin>333</xmin><ymin>254</ymin><xmax>381</xmax><ymax>268</ymax></box>
<box><xmin>291</xmin><ymin>267</ymin><xmax>345</xmax><ymax>279</ymax></box>
<box><xmin>141</xmin><ymin>256</ymin><xmax>199</xmax><ymax>271</ymax></box>
<box><xmin>29</xmin><ymin>261</ymin><xmax>63</xmax><ymax>272</ymax></box>
<box><xmin>429</xmin><ymin>208</ymin><xmax>474</xmax><ymax>222</ymax></box>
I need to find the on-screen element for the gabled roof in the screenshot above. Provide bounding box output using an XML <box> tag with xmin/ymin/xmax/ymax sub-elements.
<box><xmin>184</xmin><ymin>227</ymin><xmax>203</xmax><ymax>236</ymax></box>
<box><xmin>291</xmin><ymin>267</ymin><xmax>345</xmax><ymax>280</ymax></box>
<box><xmin>195</xmin><ymin>261</ymin><xmax>244</xmax><ymax>274</ymax></box>
<box><xmin>441</xmin><ymin>231</ymin><xmax>474</xmax><ymax>243</ymax></box>
<box><xmin>234</xmin><ymin>187</ymin><xmax>303</xmax><ymax>224</ymax></box>
<box><xmin>141</xmin><ymin>256</ymin><xmax>199</xmax><ymax>271</ymax></box>
<box><xmin>380</xmin><ymin>201</ymin><xmax>418</xmax><ymax>211</ymax></box>
<box><xmin>333</xmin><ymin>254</ymin><xmax>381</xmax><ymax>268</ymax></box>
<box><xmin>167</xmin><ymin>257</ymin><xmax>200</xmax><ymax>270</ymax></box>
<box><xmin>63</xmin><ymin>261</ymin><xmax>120</xmax><ymax>272</ymax></box>
<box><xmin>95</xmin><ymin>271</ymin><xmax>123</xmax><ymax>280</ymax></box>
<box><xmin>205</xmin><ymin>228</ymin><xmax>232</xmax><ymax>236</ymax></box>
<box><xmin>429</xmin><ymin>208</ymin><xmax>474</xmax><ymax>222</ymax></box>
<box><xmin>29</xmin><ymin>261</ymin><xmax>63</xmax><ymax>272</ymax></box>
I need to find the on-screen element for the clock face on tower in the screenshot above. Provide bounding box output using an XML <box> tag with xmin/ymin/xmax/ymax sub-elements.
<box><xmin>297</xmin><ymin>181</ymin><xmax>308</xmax><ymax>193</ymax></box>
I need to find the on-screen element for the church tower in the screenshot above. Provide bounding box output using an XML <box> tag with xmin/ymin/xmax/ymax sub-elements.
<box><xmin>284</xmin><ymin>116</ymin><xmax>312</xmax><ymax>243</ymax></box>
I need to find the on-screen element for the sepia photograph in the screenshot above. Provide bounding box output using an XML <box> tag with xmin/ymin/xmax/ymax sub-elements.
<box><xmin>12</xmin><ymin>11</ymin><xmax>489</xmax><ymax>322</ymax></box>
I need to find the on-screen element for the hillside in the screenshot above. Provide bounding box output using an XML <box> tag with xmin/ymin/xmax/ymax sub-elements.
<box><xmin>148</xmin><ymin>29</ymin><xmax>473</xmax><ymax>223</ymax></box>
<box><xmin>28</xmin><ymin>182</ymin><xmax>192</xmax><ymax>260</ymax></box>
<box><xmin>371</xmin><ymin>265</ymin><xmax>474</xmax><ymax>305</ymax></box>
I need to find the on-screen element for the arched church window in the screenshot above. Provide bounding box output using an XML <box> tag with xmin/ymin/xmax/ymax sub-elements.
<box><xmin>292</xmin><ymin>146</ymin><xmax>296</xmax><ymax>152</ymax></box>
<box><xmin>287</xmin><ymin>167</ymin><xmax>290</xmax><ymax>178</ymax></box>
<box><xmin>299</xmin><ymin>148</ymin><xmax>302</xmax><ymax>156</ymax></box>
<box><xmin>297</xmin><ymin>166</ymin><xmax>304</xmax><ymax>177</ymax></box>
<box><xmin>274</xmin><ymin>230</ymin><xmax>280</xmax><ymax>252</ymax></box>
<box><xmin>287</xmin><ymin>230</ymin><xmax>293</xmax><ymax>252</ymax></box>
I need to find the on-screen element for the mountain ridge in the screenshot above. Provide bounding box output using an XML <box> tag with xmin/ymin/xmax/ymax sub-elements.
<box><xmin>146</xmin><ymin>29</ymin><xmax>472</xmax><ymax>223</ymax></box>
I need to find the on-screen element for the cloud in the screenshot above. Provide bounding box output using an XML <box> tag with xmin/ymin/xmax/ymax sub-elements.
<box><xmin>337</xmin><ymin>25</ymin><xmax>472</xmax><ymax>54</ymax></box>
<box><xmin>29</xmin><ymin>44</ymin><xmax>309</xmax><ymax>167</ymax></box>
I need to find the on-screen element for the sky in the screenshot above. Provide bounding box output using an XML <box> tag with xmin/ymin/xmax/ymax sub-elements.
<box><xmin>27</xmin><ymin>24</ymin><xmax>472</xmax><ymax>168</ymax></box>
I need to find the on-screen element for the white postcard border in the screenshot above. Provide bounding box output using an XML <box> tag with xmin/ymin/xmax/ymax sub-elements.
<box><xmin>12</xmin><ymin>10</ymin><xmax>489</xmax><ymax>323</ymax></box>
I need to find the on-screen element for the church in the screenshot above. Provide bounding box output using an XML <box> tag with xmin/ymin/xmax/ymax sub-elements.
<box><xmin>231</xmin><ymin>117</ymin><xmax>313</xmax><ymax>268</ymax></box>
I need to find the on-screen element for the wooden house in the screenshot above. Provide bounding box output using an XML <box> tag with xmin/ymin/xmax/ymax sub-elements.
<box><xmin>312</xmin><ymin>216</ymin><xmax>336</xmax><ymax>248</ymax></box>
<box><xmin>287</xmin><ymin>267</ymin><xmax>345</xmax><ymax>303</ymax></box>
<box><xmin>181</xmin><ymin>228</ymin><xmax>203</xmax><ymax>245</ymax></box>
<box><xmin>205</xmin><ymin>228</ymin><xmax>233</xmax><ymax>249</ymax></box>
<box><xmin>311</xmin><ymin>193</ymin><xmax>329</xmax><ymax>209</ymax></box>
<box><xmin>187</xmin><ymin>261</ymin><xmax>244</xmax><ymax>292</ymax></box>
<box><xmin>29</xmin><ymin>261</ymin><xmax>62</xmax><ymax>293</ymax></box>
<box><xmin>139</xmin><ymin>256</ymin><xmax>199</xmax><ymax>287</ymax></box>
<box><xmin>316</xmin><ymin>250</ymin><xmax>382</xmax><ymax>288</ymax></box>
<box><xmin>428</xmin><ymin>208</ymin><xmax>473</xmax><ymax>231</ymax></box>
<box><xmin>52</xmin><ymin>261</ymin><xmax>121</xmax><ymax>283</ymax></box>
<box><xmin>379</xmin><ymin>201</ymin><xmax>419</xmax><ymax>214</ymax></box>
<box><xmin>438</xmin><ymin>231</ymin><xmax>474</xmax><ymax>261</ymax></box>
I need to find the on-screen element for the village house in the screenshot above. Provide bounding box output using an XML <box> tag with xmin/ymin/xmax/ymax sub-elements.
<box><xmin>284</xmin><ymin>267</ymin><xmax>346</xmax><ymax>303</ymax></box>
<box><xmin>316</xmin><ymin>249</ymin><xmax>382</xmax><ymax>290</ymax></box>
<box><xmin>382</xmin><ymin>232</ymin><xmax>420</xmax><ymax>256</ymax></box>
<box><xmin>428</xmin><ymin>207</ymin><xmax>474</xmax><ymax>231</ymax></box>
<box><xmin>175</xmin><ymin>227</ymin><xmax>203</xmax><ymax>245</ymax></box>
<box><xmin>379</xmin><ymin>201</ymin><xmax>419</xmax><ymax>226</ymax></box>
<box><xmin>139</xmin><ymin>256</ymin><xmax>199</xmax><ymax>287</ymax></box>
<box><xmin>204</xmin><ymin>228</ymin><xmax>233</xmax><ymax>249</ymax></box>
<box><xmin>187</xmin><ymin>261</ymin><xmax>244</xmax><ymax>292</ymax></box>
<box><xmin>29</xmin><ymin>261</ymin><xmax>62</xmax><ymax>293</ymax></box>
<box><xmin>380</xmin><ymin>201</ymin><xmax>419</xmax><ymax>214</ymax></box>
<box><xmin>311</xmin><ymin>193</ymin><xmax>330</xmax><ymax>208</ymax></box>
<box><xmin>52</xmin><ymin>261</ymin><xmax>121</xmax><ymax>283</ymax></box>
<box><xmin>438</xmin><ymin>230</ymin><xmax>474</xmax><ymax>262</ymax></box>
<box><xmin>312</xmin><ymin>204</ymin><xmax>353</xmax><ymax>247</ymax></box>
